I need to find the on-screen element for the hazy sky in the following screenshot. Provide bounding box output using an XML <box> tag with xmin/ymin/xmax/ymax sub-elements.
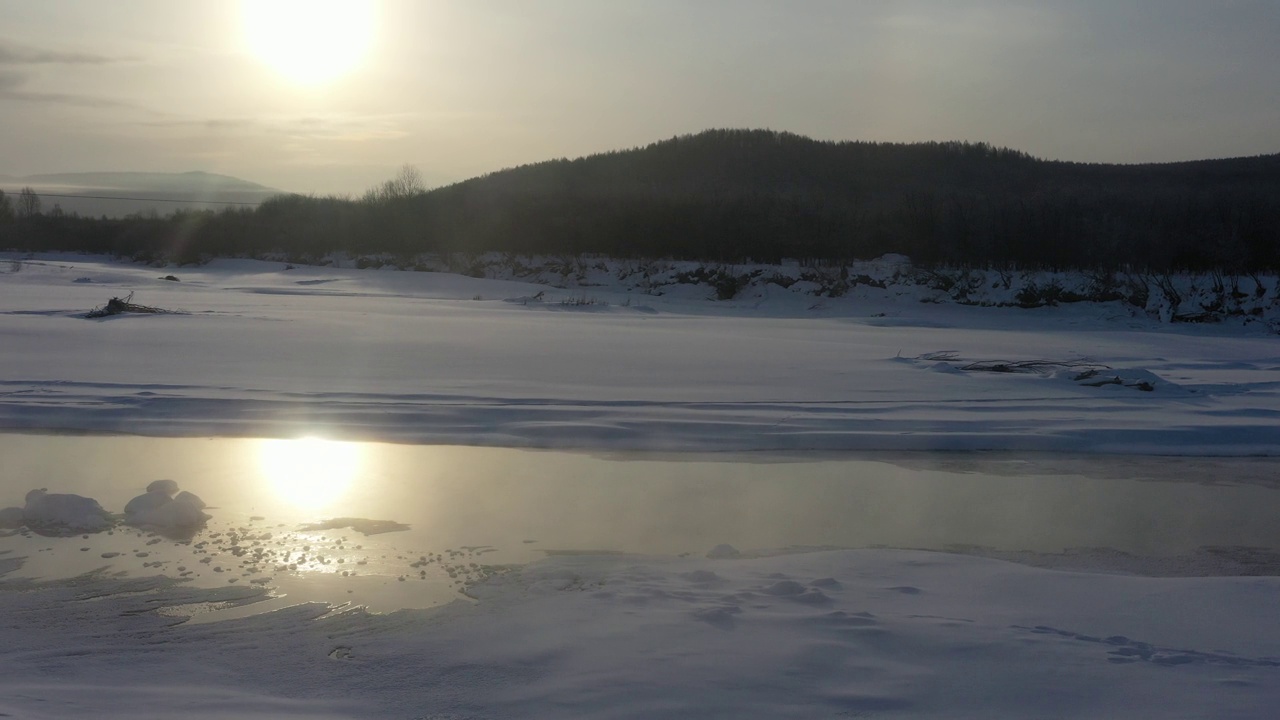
<box><xmin>2</xmin><ymin>0</ymin><xmax>1277</xmax><ymax>194</ymax></box>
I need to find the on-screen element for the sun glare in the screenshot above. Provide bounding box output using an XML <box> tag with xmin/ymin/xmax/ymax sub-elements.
<box><xmin>241</xmin><ymin>0</ymin><xmax>375</xmax><ymax>86</ymax></box>
<box><xmin>258</xmin><ymin>437</ymin><xmax>363</xmax><ymax>510</ymax></box>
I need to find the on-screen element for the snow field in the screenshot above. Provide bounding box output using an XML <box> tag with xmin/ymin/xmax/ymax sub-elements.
<box><xmin>1</xmin><ymin>549</ymin><xmax>1277</xmax><ymax>718</ymax></box>
<box><xmin>2</xmin><ymin>253</ymin><xmax>1279</xmax><ymax>718</ymax></box>
<box><xmin>1</xmin><ymin>253</ymin><xmax>1277</xmax><ymax>454</ymax></box>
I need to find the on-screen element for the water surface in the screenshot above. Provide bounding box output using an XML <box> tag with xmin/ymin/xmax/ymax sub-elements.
<box><xmin>2</xmin><ymin>434</ymin><xmax>1277</xmax><ymax>615</ymax></box>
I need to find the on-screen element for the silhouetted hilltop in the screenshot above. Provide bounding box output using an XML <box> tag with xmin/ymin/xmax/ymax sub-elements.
<box><xmin>3</xmin><ymin>129</ymin><xmax>1278</xmax><ymax>271</ymax></box>
<box><xmin>394</xmin><ymin>130</ymin><xmax>1279</xmax><ymax>267</ymax></box>
<box><xmin>447</xmin><ymin>129</ymin><xmax>1280</xmax><ymax>200</ymax></box>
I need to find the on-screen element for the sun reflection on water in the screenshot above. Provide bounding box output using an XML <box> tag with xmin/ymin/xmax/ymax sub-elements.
<box><xmin>257</xmin><ymin>437</ymin><xmax>362</xmax><ymax>511</ymax></box>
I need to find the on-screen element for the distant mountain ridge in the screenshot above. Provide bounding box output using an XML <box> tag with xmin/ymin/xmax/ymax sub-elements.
<box><xmin>6</xmin><ymin>171</ymin><xmax>277</xmax><ymax>193</ymax></box>
<box><xmin>0</xmin><ymin>170</ymin><xmax>281</xmax><ymax>218</ymax></box>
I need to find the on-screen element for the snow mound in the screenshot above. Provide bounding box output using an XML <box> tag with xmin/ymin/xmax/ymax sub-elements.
<box><xmin>147</xmin><ymin>479</ymin><xmax>180</xmax><ymax>495</ymax></box>
<box><xmin>706</xmin><ymin>543</ymin><xmax>741</xmax><ymax>559</ymax></box>
<box><xmin>0</xmin><ymin>506</ymin><xmax>24</xmax><ymax>529</ymax></box>
<box><xmin>21</xmin><ymin>489</ymin><xmax>113</xmax><ymax>532</ymax></box>
<box><xmin>908</xmin><ymin>353</ymin><xmax>1183</xmax><ymax>394</ymax></box>
<box><xmin>124</xmin><ymin>482</ymin><xmax>210</xmax><ymax>529</ymax></box>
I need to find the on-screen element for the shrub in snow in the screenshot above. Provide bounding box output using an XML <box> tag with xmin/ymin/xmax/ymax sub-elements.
<box><xmin>765</xmin><ymin>272</ymin><xmax>797</xmax><ymax>289</ymax></box>
<box><xmin>674</xmin><ymin>266</ymin><xmax>752</xmax><ymax>300</ymax></box>
<box><xmin>1016</xmin><ymin>281</ymin><xmax>1064</xmax><ymax>308</ymax></box>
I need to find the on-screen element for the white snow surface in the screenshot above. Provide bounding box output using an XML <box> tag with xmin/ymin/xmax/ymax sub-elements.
<box><xmin>1</xmin><ymin>549</ymin><xmax>1277</xmax><ymax>719</ymax></box>
<box><xmin>1</xmin><ymin>253</ymin><xmax>1278</xmax><ymax>455</ymax></box>
<box><xmin>2</xmin><ymin>253</ymin><xmax>1279</xmax><ymax>718</ymax></box>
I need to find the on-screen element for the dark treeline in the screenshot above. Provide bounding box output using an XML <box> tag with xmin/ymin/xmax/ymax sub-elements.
<box><xmin>2</xmin><ymin>129</ymin><xmax>1278</xmax><ymax>271</ymax></box>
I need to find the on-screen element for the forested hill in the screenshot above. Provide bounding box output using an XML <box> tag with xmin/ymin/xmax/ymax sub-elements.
<box><xmin>4</xmin><ymin>129</ymin><xmax>1279</xmax><ymax>271</ymax></box>
<box><xmin>458</xmin><ymin>129</ymin><xmax>1280</xmax><ymax>200</ymax></box>
<box><xmin>391</xmin><ymin>129</ymin><xmax>1280</xmax><ymax>269</ymax></box>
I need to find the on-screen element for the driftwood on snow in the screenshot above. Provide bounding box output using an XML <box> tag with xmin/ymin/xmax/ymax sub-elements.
<box><xmin>917</xmin><ymin>352</ymin><xmax>1156</xmax><ymax>392</ymax></box>
<box><xmin>85</xmin><ymin>292</ymin><xmax>175</xmax><ymax>319</ymax></box>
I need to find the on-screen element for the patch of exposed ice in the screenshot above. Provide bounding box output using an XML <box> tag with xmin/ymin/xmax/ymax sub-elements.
<box><xmin>298</xmin><ymin>517</ymin><xmax>410</xmax><ymax>535</ymax></box>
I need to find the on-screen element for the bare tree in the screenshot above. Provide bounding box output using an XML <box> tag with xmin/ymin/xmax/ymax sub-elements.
<box><xmin>363</xmin><ymin>164</ymin><xmax>425</xmax><ymax>203</ymax></box>
<box><xmin>16</xmin><ymin>187</ymin><xmax>41</xmax><ymax>217</ymax></box>
<box><xmin>0</xmin><ymin>190</ymin><xmax>13</xmax><ymax>223</ymax></box>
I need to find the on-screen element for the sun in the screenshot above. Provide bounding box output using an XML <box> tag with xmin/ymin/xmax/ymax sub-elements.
<box><xmin>258</xmin><ymin>437</ymin><xmax>363</xmax><ymax>511</ymax></box>
<box><xmin>241</xmin><ymin>0</ymin><xmax>376</xmax><ymax>86</ymax></box>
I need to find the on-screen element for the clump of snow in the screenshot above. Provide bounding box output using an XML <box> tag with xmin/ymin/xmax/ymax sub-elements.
<box><xmin>124</xmin><ymin>481</ymin><xmax>210</xmax><ymax>529</ymax></box>
<box><xmin>21</xmin><ymin>489</ymin><xmax>113</xmax><ymax>532</ymax></box>
<box><xmin>148</xmin><ymin>479</ymin><xmax>180</xmax><ymax>495</ymax></box>
<box><xmin>0</xmin><ymin>506</ymin><xmax>23</xmax><ymax>529</ymax></box>
<box><xmin>680</xmin><ymin>569</ymin><xmax>723</xmax><ymax>584</ymax></box>
<box><xmin>707</xmin><ymin>543</ymin><xmax>741</xmax><ymax>559</ymax></box>
<box><xmin>761</xmin><ymin>579</ymin><xmax>808</xmax><ymax>595</ymax></box>
<box><xmin>124</xmin><ymin>490</ymin><xmax>171</xmax><ymax>516</ymax></box>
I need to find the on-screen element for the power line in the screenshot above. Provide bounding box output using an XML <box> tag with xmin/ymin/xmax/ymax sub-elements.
<box><xmin>3</xmin><ymin>191</ymin><xmax>265</xmax><ymax>206</ymax></box>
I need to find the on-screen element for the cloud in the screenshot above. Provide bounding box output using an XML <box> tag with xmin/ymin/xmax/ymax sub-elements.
<box><xmin>0</xmin><ymin>70</ymin><xmax>141</xmax><ymax>109</ymax></box>
<box><xmin>0</xmin><ymin>40</ymin><xmax>140</xmax><ymax>110</ymax></box>
<box><xmin>277</xmin><ymin>115</ymin><xmax>411</xmax><ymax>142</ymax></box>
<box><xmin>0</xmin><ymin>41</ymin><xmax>123</xmax><ymax>65</ymax></box>
<box><xmin>142</xmin><ymin>114</ymin><xmax>412</xmax><ymax>142</ymax></box>
<box><xmin>141</xmin><ymin>117</ymin><xmax>256</xmax><ymax>132</ymax></box>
